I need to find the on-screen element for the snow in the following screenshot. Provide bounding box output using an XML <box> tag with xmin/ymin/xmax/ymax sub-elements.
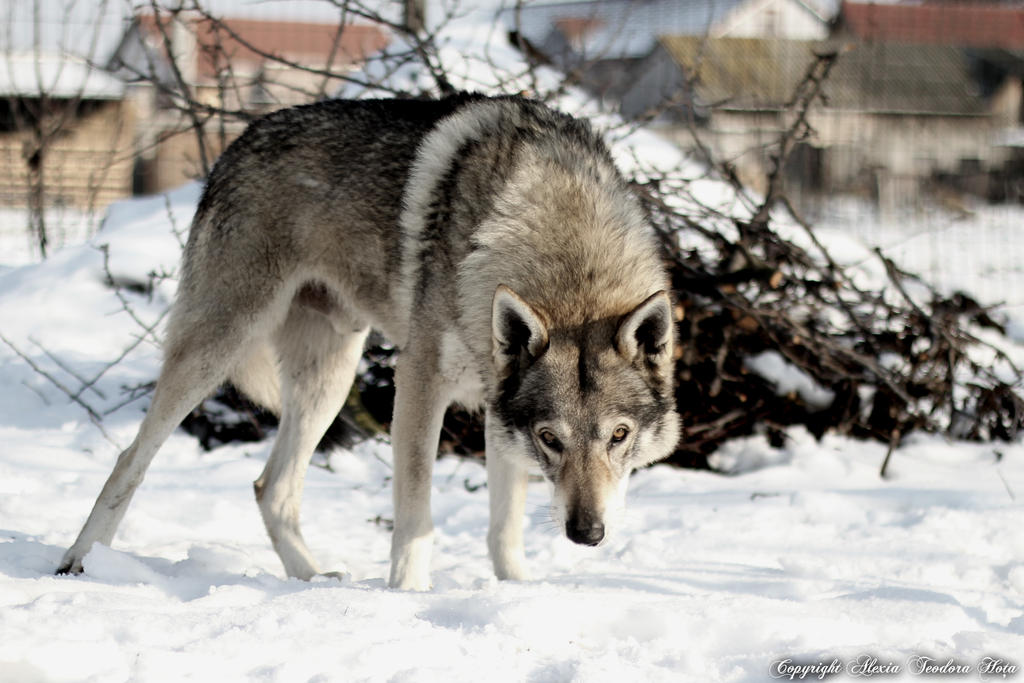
<box><xmin>2</xmin><ymin>333</ymin><xmax>1023</xmax><ymax>683</ymax></box>
<box><xmin>993</xmin><ymin>127</ymin><xmax>1024</xmax><ymax>149</ymax></box>
<box><xmin>744</xmin><ymin>350</ymin><xmax>837</xmax><ymax>410</ymax></box>
<box><xmin>812</xmin><ymin>198</ymin><xmax>1024</xmax><ymax>319</ymax></box>
<box><xmin>0</xmin><ymin>52</ymin><xmax>125</xmax><ymax>99</ymax></box>
<box><xmin>0</xmin><ymin>207</ymin><xmax>98</xmax><ymax>268</ymax></box>
<box><xmin>1</xmin><ymin>1</ymin><xmax>128</xmax><ymax>66</ymax></box>
<box><xmin>1</xmin><ymin>6</ymin><xmax>1023</xmax><ymax>682</ymax></box>
<box><xmin>2</xmin><ymin>158</ymin><xmax>1023</xmax><ymax>683</ymax></box>
<box><xmin>0</xmin><ymin>0</ymin><xmax>378</xmax><ymax>62</ymax></box>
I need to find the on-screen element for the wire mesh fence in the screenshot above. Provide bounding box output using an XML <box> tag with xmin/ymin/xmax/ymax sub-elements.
<box><xmin>2</xmin><ymin>0</ymin><xmax>1020</xmax><ymax>266</ymax></box>
<box><xmin>4</xmin><ymin>0</ymin><xmax>1024</xmax><ymax>462</ymax></box>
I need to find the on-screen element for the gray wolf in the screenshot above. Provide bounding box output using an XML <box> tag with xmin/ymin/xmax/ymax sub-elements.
<box><xmin>57</xmin><ymin>93</ymin><xmax>681</xmax><ymax>590</ymax></box>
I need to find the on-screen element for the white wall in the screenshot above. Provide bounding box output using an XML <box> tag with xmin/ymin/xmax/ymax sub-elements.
<box><xmin>663</xmin><ymin>107</ymin><xmax>1008</xmax><ymax>198</ymax></box>
<box><xmin>713</xmin><ymin>0</ymin><xmax>829</xmax><ymax>40</ymax></box>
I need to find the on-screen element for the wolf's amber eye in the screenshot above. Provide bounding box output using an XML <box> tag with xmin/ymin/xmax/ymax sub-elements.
<box><xmin>538</xmin><ymin>429</ymin><xmax>559</xmax><ymax>448</ymax></box>
<box><xmin>610</xmin><ymin>425</ymin><xmax>630</xmax><ymax>444</ymax></box>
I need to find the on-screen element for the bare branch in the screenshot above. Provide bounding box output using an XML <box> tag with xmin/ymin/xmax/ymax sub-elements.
<box><xmin>0</xmin><ymin>332</ymin><xmax>118</xmax><ymax>446</ymax></box>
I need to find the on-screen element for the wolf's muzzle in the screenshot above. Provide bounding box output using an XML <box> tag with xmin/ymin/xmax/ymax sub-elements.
<box><xmin>566</xmin><ymin>515</ymin><xmax>605</xmax><ymax>546</ymax></box>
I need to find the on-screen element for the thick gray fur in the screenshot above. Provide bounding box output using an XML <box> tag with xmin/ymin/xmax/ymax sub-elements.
<box><xmin>58</xmin><ymin>93</ymin><xmax>681</xmax><ymax>589</ymax></box>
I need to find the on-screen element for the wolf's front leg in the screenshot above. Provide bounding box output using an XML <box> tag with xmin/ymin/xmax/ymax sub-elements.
<box><xmin>485</xmin><ymin>412</ymin><xmax>531</xmax><ymax>581</ymax></box>
<box><xmin>388</xmin><ymin>355</ymin><xmax>448</xmax><ymax>591</ymax></box>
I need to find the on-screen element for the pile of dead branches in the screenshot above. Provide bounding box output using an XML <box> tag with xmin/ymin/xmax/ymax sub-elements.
<box><xmin>632</xmin><ymin>51</ymin><xmax>1024</xmax><ymax>468</ymax></box>
<box><xmin>640</xmin><ymin>186</ymin><xmax>1024</xmax><ymax>468</ymax></box>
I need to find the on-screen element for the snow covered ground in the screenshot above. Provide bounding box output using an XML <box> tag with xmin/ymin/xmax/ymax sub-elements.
<box><xmin>2</xmin><ymin>6</ymin><xmax>1023</xmax><ymax>678</ymax></box>
<box><xmin>1</xmin><ymin>173</ymin><xmax>1023</xmax><ymax>683</ymax></box>
<box><xmin>0</xmin><ymin>207</ymin><xmax>100</xmax><ymax>268</ymax></box>
<box><xmin>813</xmin><ymin>197</ymin><xmax>1024</xmax><ymax>322</ymax></box>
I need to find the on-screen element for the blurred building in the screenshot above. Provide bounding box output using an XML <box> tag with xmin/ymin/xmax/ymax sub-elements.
<box><xmin>0</xmin><ymin>52</ymin><xmax>136</xmax><ymax>211</ymax></box>
<box><xmin>622</xmin><ymin>37</ymin><xmax>1020</xmax><ymax>206</ymax></box>
<box><xmin>516</xmin><ymin>0</ymin><xmax>1024</xmax><ymax>208</ymax></box>
<box><xmin>505</xmin><ymin>0</ymin><xmax>836</xmax><ymax>103</ymax></box>
<box><xmin>0</xmin><ymin>8</ymin><xmax>390</xmax><ymax>213</ymax></box>
<box><xmin>108</xmin><ymin>13</ymin><xmax>390</xmax><ymax>194</ymax></box>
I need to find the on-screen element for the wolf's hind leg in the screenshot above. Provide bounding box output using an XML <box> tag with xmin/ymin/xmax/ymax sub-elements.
<box><xmin>229</xmin><ymin>340</ymin><xmax>282</xmax><ymax>415</ymax></box>
<box><xmin>255</xmin><ymin>300</ymin><xmax>368</xmax><ymax>580</ymax></box>
<box><xmin>57</xmin><ymin>331</ymin><xmax>245</xmax><ymax>574</ymax></box>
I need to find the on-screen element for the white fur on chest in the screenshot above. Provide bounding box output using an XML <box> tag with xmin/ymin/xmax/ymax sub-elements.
<box><xmin>438</xmin><ymin>330</ymin><xmax>486</xmax><ymax>409</ymax></box>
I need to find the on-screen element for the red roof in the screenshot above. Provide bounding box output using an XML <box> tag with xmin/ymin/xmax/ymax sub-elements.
<box><xmin>841</xmin><ymin>1</ymin><xmax>1024</xmax><ymax>49</ymax></box>
<box><xmin>139</xmin><ymin>15</ymin><xmax>390</xmax><ymax>81</ymax></box>
<box><xmin>554</xmin><ymin>17</ymin><xmax>605</xmax><ymax>43</ymax></box>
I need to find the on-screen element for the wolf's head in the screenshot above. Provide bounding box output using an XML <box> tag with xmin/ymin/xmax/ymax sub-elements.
<box><xmin>488</xmin><ymin>285</ymin><xmax>681</xmax><ymax>546</ymax></box>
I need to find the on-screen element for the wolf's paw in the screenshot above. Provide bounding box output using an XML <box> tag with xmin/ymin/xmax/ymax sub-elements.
<box><xmin>389</xmin><ymin>532</ymin><xmax>434</xmax><ymax>591</ymax></box>
<box><xmin>496</xmin><ymin>566</ymin><xmax>532</xmax><ymax>582</ymax></box>
<box><xmin>317</xmin><ymin>570</ymin><xmax>346</xmax><ymax>582</ymax></box>
<box><xmin>55</xmin><ymin>556</ymin><xmax>84</xmax><ymax>576</ymax></box>
<box><xmin>488</xmin><ymin>538</ymin><xmax>531</xmax><ymax>582</ymax></box>
<box><xmin>388</xmin><ymin>574</ymin><xmax>432</xmax><ymax>592</ymax></box>
<box><xmin>387</xmin><ymin>557</ymin><xmax>432</xmax><ymax>591</ymax></box>
<box><xmin>492</xmin><ymin>558</ymin><xmax>532</xmax><ymax>582</ymax></box>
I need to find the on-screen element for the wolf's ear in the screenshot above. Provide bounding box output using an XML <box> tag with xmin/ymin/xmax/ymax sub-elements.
<box><xmin>616</xmin><ymin>290</ymin><xmax>673</xmax><ymax>364</ymax></box>
<box><xmin>492</xmin><ymin>285</ymin><xmax>549</xmax><ymax>372</ymax></box>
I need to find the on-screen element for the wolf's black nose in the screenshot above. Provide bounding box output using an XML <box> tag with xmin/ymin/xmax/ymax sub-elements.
<box><xmin>566</xmin><ymin>518</ymin><xmax>605</xmax><ymax>546</ymax></box>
